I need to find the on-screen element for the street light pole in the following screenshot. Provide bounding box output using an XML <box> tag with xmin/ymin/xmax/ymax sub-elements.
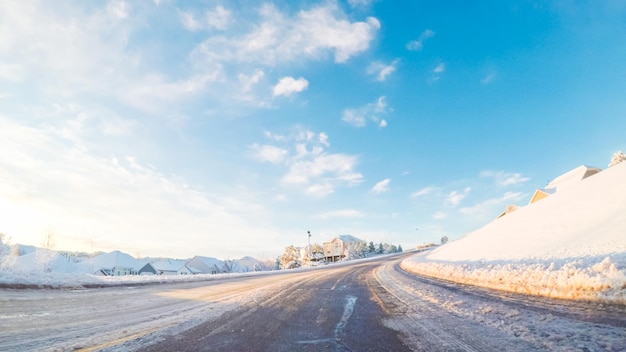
<box><xmin>415</xmin><ymin>228</ymin><xmax>419</xmax><ymax>250</ymax></box>
<box><xmin>307</xmin><ymin>231</ymin><xmax>312</xmax><ymax>267</ymax></box>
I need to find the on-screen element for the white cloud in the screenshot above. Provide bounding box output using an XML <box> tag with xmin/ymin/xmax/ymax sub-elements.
<box><xmin>0</xmin><ymin>117</ymin><xmax>275</xmax><ymax>258</ymax></box>
<box><xmin>273</xmin><ymin>76</ymin><xmax>309</xmax><ymax>97</ymax></box>
<box><xmin>348</xmin><ymin>0</ymin><xmax>373</xmax><ymax>7</ymax></box>
<box><xmin>434</xmin><ymin>63</ymin><xmax>446</xmax><ymax>73</ymax></box>
<box><xmin>341</xmin><ymin>109</ymin><xmax>366</xmax><ymax>127</ymax></box>
<box><xmin>411</xmin><ymin>186</ymin><xmax>434</xmax><ymax>198</ymax></box>
<box><xmin>367</xmin><ymin>60</ymin><xmax>399</xmax><ymax>81</ymax></box>
<box><xmin>107</xmin><ymin>0</ymin><xmax>130</xmax><ymax>19</ymax></box>
<box><xmin>0</xmin><ymin>2</ymin><xmax>377</xmax><ymax>119</ymax></box>
<box><xmin>430</xmin><ymin>62</ymin><xmax>446</xmax><ymax>82</ymax></box>
<box><xmin>314</xmin><ymin>209</ymin><xmax>365</xmax><ymax>219</ymax></box>
<box><xmin>342</xmin><ymin>96</ymin><xmax>391</xmax><ymax>127</ymax></box>
<box><xmin>459</xmin><ymin>192</ymin><xmax>525</xmax><ymax>215</ymax></box>
<box><xmin>319</xmin><ymin>132</ymin><xmax>330</xmax><ymax>146</ymax></box>
<box><xmin>193</xmin><ymin>3</ymin><xmax>380</xmax><ymax>66</ymax></box>
<box><xmin>433</xmin><ymin>211</ymin><xmax>447</xmax><ymax>220</ymax></box>
<box><xmin>371</xmin><ymin>178</ymin><xmax>391</xmax><ymax>194</ymax></box>
<box><xmin>251</xmin><ymin>128</ymin><xmax>363</xmax><ymax>197</ymax></box>
<box><xmin>306</xmin><ymin>182</ymin><xmax>336</xmax><ymax>198</ymax></box>
<box><xmin>480</xmin><ymin>171</ymin><xmax>530</xmax><ymax>187</ymax></box>
<box><xmin>406</xmin><ymin>29</ymin><xmax>435</xmax><ymax>51</ymax></box>
<box><xmin>180</xmin><ymin>11</ymin><xmax>203</xmax><ymax>31</ymax></box>
<box><xmin>206</xmin><ymin>5</ymin><xmax>231</xmax><ymax>30</ymax></box>
<box><xmin>379</xmin><ymin>119</ymin><xmax>387</xmax><ymax>128</ymax></box>
<box><xmin>238</xmin><ymin>69</ymin><xmax>265</xmax><ymax>94</ymax></box>
<box><xmin>283</xmin><ymin>153</ymin><xmax>362</xmax><ymax>186</ymax></box>
<box><xmin>481</xmin><ymin>72</ymin><xmax>496</xmax><ymax>84</ymax></box>
<box><xmin>446</xmin><ymin>187</ymin><xmax>471</xmax><ymax>206</ymax></box>
<box><xmin>180</xmin><ymin>5</ymin><xmax>231</xmax><ymax>31</ymax></box>
<box><xmin>250</xmin><ymin>144</ymin><xmax>288</xmax><ymax>164</ymax></box>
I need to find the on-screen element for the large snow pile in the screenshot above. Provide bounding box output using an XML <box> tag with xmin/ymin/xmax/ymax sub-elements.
<box><xmin>402</xmin><ymin>161</ymin><xmax>626</xmax><ymax>304</ymax></box>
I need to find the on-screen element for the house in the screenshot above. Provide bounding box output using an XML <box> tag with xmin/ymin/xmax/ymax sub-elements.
<box><xmin>138</xmin><ymin>259</ymin><xmax>193</xmax><ymax>275</ymax></box>
<box><xmin>237</xmin><ymin>256</ymin><xmax>270</xmax><ymax>272</ymax></box>
<box><xmin>529</xmin><ymin>165</ymin><xmax>601</xmax><ymax>204</ymax></box>
<box><xmin>89</xmin><ymin>250</ymin><xmax>143</xmax><ymax>276</ymax></box>
<box><xmin>323</xmin><ymin>235</ymin><xmax>362</xmax><ymax>262</ymax></box>
<box><xmin>186</xmin><ymin>256</ymin><xmax>224</xmax><ymax>274</ymax></box>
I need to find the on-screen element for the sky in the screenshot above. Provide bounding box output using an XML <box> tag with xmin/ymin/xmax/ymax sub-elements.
<box><xmin>1</xmin><ymin>0</ymin><xmax>625</xmax><ymax>260</ymax></box>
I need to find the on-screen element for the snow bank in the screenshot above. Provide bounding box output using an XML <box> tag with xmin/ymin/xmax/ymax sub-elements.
<box><xmin>402</xmin><ymin>161</ymin><xmax>626</xmax><ymax>304</ymax></box>
<box><xmin>0</xmin><ymin>263</ymin><xmax>270</xmax><ymax>289</ymax></box>
<box><xmin>0</xmin><ymin>249</ymin><xmax>272</xmax><ymax>289</ymax></box>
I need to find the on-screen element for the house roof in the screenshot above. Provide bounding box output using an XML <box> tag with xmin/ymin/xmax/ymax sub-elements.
<box><xmin>337</xmin><ymin>234</ymin><xmax>363</xmax><ymax>243</ymax></box>
<box><xmin>89</xmin><ymin>250</ymin><xmax>144</xmax><ymax>270</ymax></box>
<box><xmin>185</xmin><ymin>256</ymin><xmax>224</xmax><ymax>273</ymax></box>
<box><xmin>237</xmin><ymin>256</ymin><xmax>268</xmax><ymax>271</ymax></box>
<box><xmin>325</xmin><ymin>234</ymin><xmax>363</xmax><ymax>244</ymax></box>
<box><xmin>545</xmin><ymin>165</ymin><xmax>601</xmax><ymax>192</ymax></box>
<box><xmin>150</xmin><ymin>259</ymin><xmax>188</xmax><ymax>272</ymax></box>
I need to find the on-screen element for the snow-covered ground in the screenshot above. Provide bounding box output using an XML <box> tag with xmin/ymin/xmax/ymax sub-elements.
<box><xmin>402</xmin><ymin>161</ymin><xmax>626</xmax><ymax>304</ymax></box>
<box><xmin>0</xmin><ymin>246</ymin><xmax>274</xmax><ymax>288</ymax></box>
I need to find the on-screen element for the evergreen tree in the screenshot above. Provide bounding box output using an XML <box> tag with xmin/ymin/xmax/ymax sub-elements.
<box><xmin>368</xmin><ymin>241</ymin><xmax>376</xmax><ymax>254</ymax></box>
<box><xmin>377</xmin><ymin>242</ymin><xmax>384</xmax><ymax>255</ymax></box>
<box><xmin>397</xmin><ymin>244</ymin><xmax>403</xmax><ymax>252</ymax></box>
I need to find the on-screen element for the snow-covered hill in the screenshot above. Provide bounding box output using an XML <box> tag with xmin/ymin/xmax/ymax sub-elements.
<box><xmin>402</xmin><ymin>161</ymin><xmax>626</xmax><ymax>304</ymax></box>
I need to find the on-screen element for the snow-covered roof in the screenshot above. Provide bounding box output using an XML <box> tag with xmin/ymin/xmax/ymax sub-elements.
<box><xmin>237</xmin><ymin>256</ymin><xmax>268</xmax><ymax>271</ymax></box>
<box><xmin>192</xmin><ymin>256</ymin><xmax>223</xmax><ymax>268</ymax></box>
<box><xmin>544</xmin><ymin>165</ymin><xmax>601</xmax><ymax>192</ymax></box>
<box><xmin>337</xmin><ymin>234</ymin><xmax>363</xmax><ymax>243</ymax></box>
<box><xmin>185</xmin><ymin>256</ymin><xmax>224</xmax><ymax>273</ymax></box>
<box><xmin>89</xmin><ymin>250</ymin><xmax>144</xmax><ymax>270</ymax></box>
<box><xmin>150</xmin><ymin>259</ymin><xmax>188</xmax><ymax>272</ymax></box>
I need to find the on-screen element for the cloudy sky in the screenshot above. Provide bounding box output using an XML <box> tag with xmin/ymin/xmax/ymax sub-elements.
<box><xmin>1</xmin><ymin>1</ymin><xmax>625</xmax><ymax>259</ymax></box>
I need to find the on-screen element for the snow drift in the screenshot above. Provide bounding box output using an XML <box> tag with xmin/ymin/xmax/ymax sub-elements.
<box><xmin>402</xmin><ymin>161</ymin><xmax>626</xmax><ymax>304</ymax></box>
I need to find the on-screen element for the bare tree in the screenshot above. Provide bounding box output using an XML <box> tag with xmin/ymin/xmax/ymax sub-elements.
<box><xmin>41</xmin><ymin>230</ymin><xmax>56</xmax><ymax>249</ymax></box>
<box><xmin>222</xmin><ymin>259</ymin><xmax>239</xmax><ymax>273</ymax></box>
<box><xmin>0</xmin><ymin>232</ymin><xmax>12</xmax><ymax>260</ymax></box>
<box><xmin>39</xmin><ymin>230</ymin><xmax>58</xmax><ymax>272</ymax></box>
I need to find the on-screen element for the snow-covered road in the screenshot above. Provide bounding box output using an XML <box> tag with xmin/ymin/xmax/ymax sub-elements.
<box><xmin>375</xmin><ymin>260</ymin><xmax>626</xmax><ymax>351</ymax></box>
<box><xmin>1</xmin><ymin>253</ymin><xmax>624</xmax><ymax>351</ymax></box>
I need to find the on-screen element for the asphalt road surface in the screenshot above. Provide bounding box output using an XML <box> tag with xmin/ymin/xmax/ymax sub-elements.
<box><xmin>1</xmin><ymin>252</ymin><xmax>624</xmax><ymax>351</ymax></box>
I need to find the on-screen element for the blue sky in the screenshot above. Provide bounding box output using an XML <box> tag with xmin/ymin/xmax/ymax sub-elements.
<box><xmin>1</xmin><ymin>0</ymin><xmax>625</xmax><ymax>259</ymax></box>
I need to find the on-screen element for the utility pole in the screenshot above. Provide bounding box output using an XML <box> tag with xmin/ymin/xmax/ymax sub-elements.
<box><xmin>307</xmin><ymin>230</ymin><xmax>312</xmax><ymax>267</ymax></box>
